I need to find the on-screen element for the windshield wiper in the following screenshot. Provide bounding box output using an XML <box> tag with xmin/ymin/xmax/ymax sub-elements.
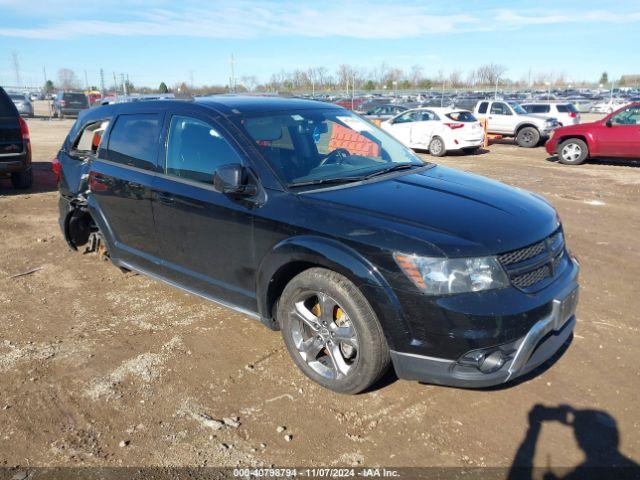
<box><xmin>289</xmin><ymin>164</ymin><xmax>425</xmax><ymax>188</ymax></box>
<box><xmin>362</xmin><ymin>163</ymin><xmax>422</xmax><ymax>180</ymax></box>
<box><xmin>288</xmin><ymin>176</ymin><xmax>363</xmax><ymax>188</ymax></box>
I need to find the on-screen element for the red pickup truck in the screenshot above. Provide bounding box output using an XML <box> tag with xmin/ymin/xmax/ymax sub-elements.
<box><xmin>546</xmin><ymin>102</ymin><xmax>640</xmax><ymax>165</ymax></box>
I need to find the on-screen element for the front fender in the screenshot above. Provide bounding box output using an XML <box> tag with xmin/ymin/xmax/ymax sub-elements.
<box><xmin>256</xmin><ymin>235</ymin><xmax>409</xmax><ymax>349</ymax></box>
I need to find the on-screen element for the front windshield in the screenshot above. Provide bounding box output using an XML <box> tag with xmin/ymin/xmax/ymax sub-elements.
<box><xmin>241</xmin><ymin>109</ymin><xmax>424</xmax><ymax>186</ymax></box>
<box><xmin>508</xmin><ymin>102</ymin><xmax>527</xmax><ymax>115</ymax></box>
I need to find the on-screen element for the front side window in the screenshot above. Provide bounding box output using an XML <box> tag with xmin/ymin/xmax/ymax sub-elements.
<box><xmin>107</xmin><ymin>114</ymin><xmax>160</xmax><ymax>170</ymax></box>
<box><xmin>491</xmin><ymin>102</ymin><xmax>510</xmax><ymax>115</ymax></box>
<box><xmin>611</xmin><ymin>106</ymin><xmax>640</xmax><ymax>125</ymax></box>
<box><xmin>242</xmin><ymin>109</ymin><xmax>423</xmax><ymax>186</ymax></box>
<box><xmin>165</xmin><ymin>115</ymin><xmax>244</xmax><ymax>184</ymax></box>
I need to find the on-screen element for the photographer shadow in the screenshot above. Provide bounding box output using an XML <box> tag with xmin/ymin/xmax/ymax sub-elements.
<box><xmin>508</xmin><ymin>404</ymin><xmax>640</xmax><ymax>480</ymax></box>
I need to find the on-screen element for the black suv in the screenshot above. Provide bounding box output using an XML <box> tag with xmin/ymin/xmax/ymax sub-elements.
<box><xmin>56</xmin><ymin>96</ymin><xmax>579</xmax><ymax>394</ymax></box>
<box><xmin>54</xmin><ymin>91</ymin><xmax>89</xmax><ymax>119</ymax></box>
<box><xmin>0</xmin><ymin>87</ymin><xmax>32</xmax><ymax>189</ymax></box>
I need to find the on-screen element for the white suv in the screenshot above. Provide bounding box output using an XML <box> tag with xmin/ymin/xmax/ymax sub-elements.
<box><xmin>521</xmin><ymin>103</ymin><xmax>581</xmax><ymax>126</ymax></box>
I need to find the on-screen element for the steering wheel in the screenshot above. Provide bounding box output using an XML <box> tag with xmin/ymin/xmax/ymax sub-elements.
<box><xmin>320</xmin><ymin>148</ymin><xmax>351</xmax><ymax>166</ymax></box>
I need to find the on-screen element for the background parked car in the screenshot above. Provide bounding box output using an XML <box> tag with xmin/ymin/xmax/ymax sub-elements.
<box><xmin>546</xmin><ymin>102</ymin><xmax>640</xmax><ymax>165</ymax></box>
<box><xmin>381</xmin><ymin>107</ymin><xmax>484</xmax><ymax>156</ymax></box>
<box><xmin>474</xmin><ymin>100</ymin><xmax>558</xmax><ymax>148</ymax></box>
<box><xmin>8</xmin><ymin>93</ymin><xmax>34</xmax><ymax>117</ymax></box>
<box><xmin>521</xmin><ymin>102</ymin><xmax>581</xmax><ymax>126</ymax></box>
<box><xmin>54</xmin><ymin>91</ymin><xmax>89</xmax><ymax>118</ymax></box>
<box><xmin>590</xmin><ymin>98</ymin><xmax>628</xmax><ymax>114</ymax></box>
<box><xmin>0</xmin><ymin>87</ymin><xmax>32</xmax><ymax>188</ymax></box>
<box><xmin>363</xmin><ymin>104</ymin><xmax>408</xmax><ymax>123</ymax></box>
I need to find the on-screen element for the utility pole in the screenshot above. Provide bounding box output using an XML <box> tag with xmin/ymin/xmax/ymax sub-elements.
<box><xmin>42</xmin><ymin>66</ymin><xmax>47</xmax><ymax>85</ymax></box>
<box><xmin>84</xmin><ymin>70</ymin><xmax>89</xmax><ymax>90</ymax></box>
<box><xmin>100</xmin><ymin>69</ymin><xmax>105</xmax><ymax>95</ymax></box>
<box><xmin>351</xmin><ymin>74</ymin><xmax>355</xmax><ymax>110</ymax></box>
<box><xmin>113</xmin><ymin>72</ymin><xmax>118</xmax><ymax>97</ymax></box>
<box><xmin>229</xmin><ymin>54</ymin><xmax>236</xmax><ymax>92</ymax></box>
<box><xmin>120</xmin><ymin>73</ymin><xmax>128</xmax><ymax>96</ymax></box>
<box><xmin>11</xmin><ymin>52</ymin><xmax>21</xmax><ymax>87</ymax></box>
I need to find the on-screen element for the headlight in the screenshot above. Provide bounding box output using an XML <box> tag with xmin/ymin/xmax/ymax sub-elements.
<box><xmin>393</xmin><ymin>253</ymin><xmax>509</xmax><ymax>295</ymax></box>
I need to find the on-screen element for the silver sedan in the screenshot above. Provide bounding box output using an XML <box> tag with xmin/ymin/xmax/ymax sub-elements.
<box><xmin>9</xmin><ymin>93</ymin><xmax>34</xmax><ymax>117</ymax></box>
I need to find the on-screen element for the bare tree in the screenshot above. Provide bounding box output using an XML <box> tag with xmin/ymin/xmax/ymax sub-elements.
<box><xmin>58</xmin><ymin>68</ymin><xmax>80</xmax><ymax>90</ymax></box>
<box><xmin>475</xmin><ymin>63</ymin><xmax>508</xmax><ymax>86</ymax></box>
<box><xmin>239</xmin><ymin>75</ymin><xmax>258</xmax><ymax>91</ymax></box>
<box><xmin>448</xmin><ymin>70</ymin><xmax>463</xmax><ymax>88</ymax></box>
<box><xmin>409</xmin><ymin>65</ymin><xmax>424</xmax><ymax>87</ymax></box>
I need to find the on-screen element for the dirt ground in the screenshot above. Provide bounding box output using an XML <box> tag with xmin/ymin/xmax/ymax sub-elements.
<box><xmin>1</xmin><ymin>104</ymin><xmax>639</xmax><ymax>473</ymax></box>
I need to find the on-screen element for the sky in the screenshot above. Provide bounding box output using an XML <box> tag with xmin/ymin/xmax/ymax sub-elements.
<box><xmin>0</xmin><ymin>0</ymin><xmax>639</xmax><ymax>89</ymax></box>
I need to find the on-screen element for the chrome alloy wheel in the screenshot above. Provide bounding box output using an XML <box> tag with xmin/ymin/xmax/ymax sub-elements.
<box><xmin>289</xmin><ymin>291</ymin><xmax>358</xmax><ymax>380</ymax></box>
<box><xmin>561</xmin><ymin>142</ymin><xmax>582</xmax><ymax>162</ymax></box>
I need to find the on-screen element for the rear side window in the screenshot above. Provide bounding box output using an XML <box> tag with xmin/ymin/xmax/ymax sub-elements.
<box><xmin>556</xmin><ymin>104</ymin><xmax>578</xmax><ymax>113</ymax></box>
<box><xmin>107</xmin><ymin>114</ymin><xmax>160</xmax><ymax>170</ymax></box>
<box><xmin>165</xmin><ymin>115</ymin><xmax>244</xmax><ymax>184</ymax></box>
<box><xmin>446</xmin><ymin>111</ymin><xmax>477</xmax><ymax>122</ymax></box>
<box><xmin>478</xmin><ymin>102</ymin><xmax>488</xmax><ymax>114</ymax></box>
<box><xmin>527</xmin><ymin>105</ymin><xmax>550</xmax><ymax>113</ymax></box>
<box><xmin>73</xmin><ymin>120</ymin><xmax>110</xmax><ymax>155</ymax></box>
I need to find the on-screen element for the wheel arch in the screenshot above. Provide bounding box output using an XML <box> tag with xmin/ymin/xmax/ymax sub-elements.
<box><xmin>256</xmin><ymin>235</ymin><xmax>405</xmax><ymax>349</ymax></box>
<box><xmin>515</xmin><ymin>122</ymin><xmax>540</xmax><ymax>134</ymax></box>
<box><xmin>555</xmin><ymin>134</ymin><xmax>592</xmax><ymax>155</ymax></box>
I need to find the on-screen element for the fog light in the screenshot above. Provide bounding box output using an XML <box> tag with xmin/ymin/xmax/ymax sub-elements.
<box><xmin>478</xmin><ymin>350</ymin><xmax>506</xmax><ymax>374</ymax></box>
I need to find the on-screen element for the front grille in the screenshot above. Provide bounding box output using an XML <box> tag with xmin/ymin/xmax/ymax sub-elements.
<box><xmin>499</xmin><ymin>241</ymin><xmax>546</xmax><ymax>266</ymax></box>
<box><xmin>499</xmin><ymin>230</ymin><xmax>565</xmax><ymax>291</ymax></box>
<box><xmin>512</xmin><ymin>265</ymin><xmax>551</xmax><ymax>288</ymax></box>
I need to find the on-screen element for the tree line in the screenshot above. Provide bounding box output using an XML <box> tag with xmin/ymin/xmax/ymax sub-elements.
<box><xmin>43</xmin><ymin>65</ymin><xmax>628</xmax><ymax>96</ymax></box>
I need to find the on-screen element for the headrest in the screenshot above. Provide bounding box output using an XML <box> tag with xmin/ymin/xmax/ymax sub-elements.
<box><xmin>244</xmin><ymin>118</ymin><xmax>282</xmax><ymax>142</ymax></box>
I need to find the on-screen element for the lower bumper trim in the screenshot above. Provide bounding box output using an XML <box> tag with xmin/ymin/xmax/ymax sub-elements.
<box><xmin>391</xmin><ymin>282</ymin><xmax>579</xmax><ymax>388</ymax></box>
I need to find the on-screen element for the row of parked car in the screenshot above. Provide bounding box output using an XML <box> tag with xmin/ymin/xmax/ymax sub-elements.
<box><xmin>360</xmin><ymin>97</ymin><xmax>639</xmax><ymax>165</ymax></box>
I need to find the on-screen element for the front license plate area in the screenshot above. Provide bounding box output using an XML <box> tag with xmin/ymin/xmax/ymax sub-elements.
<box><xmin>557</xmin><ymin>286</ymin><xmax>579</xmax><ymax>330</ymax></box>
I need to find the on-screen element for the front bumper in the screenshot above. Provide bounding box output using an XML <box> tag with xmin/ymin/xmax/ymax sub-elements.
<box><xmin>390</xmin><ymin>261</ymin><xmax>579</xmax><ymax>388</ymax></box>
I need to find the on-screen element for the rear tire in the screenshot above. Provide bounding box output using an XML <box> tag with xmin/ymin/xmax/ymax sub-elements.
<box><xmin>11</xmin><ymin>169</ymin><xmax>33</xmax><ymax>189</ymax></box>
<box><xmin>278</xmin><ymin>268</ymin><xmax>390</xmax><ymax>394</ymax></box>
<box><xmin>558</xmin><ymin>138</ymin><xmax>588</xmax><ymax>165</ymax></box>
<box><xmin>516</xmin><ymin>126</ymin><xmax>540</xmax><ymax>148</ymax></box>
<box><xmin>428</xmin><ymin>136</ymin><xmax>446</xmax><ymax>157</ymax></box>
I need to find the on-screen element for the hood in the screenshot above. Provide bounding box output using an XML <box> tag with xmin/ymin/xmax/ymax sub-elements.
<box><xmin>303</xmin><ymin>165</ymin><xmax>559</xmax><ymax>257</ymax></box>
<box><xmin>522</xmin><ymin>113</ymin><xmax>555</xmax><ymax>124</ymax></box>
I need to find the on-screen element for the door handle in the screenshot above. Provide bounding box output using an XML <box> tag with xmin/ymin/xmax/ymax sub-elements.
<box><xmin>156</xmin><ymin>192</ymin><xmax>175</xmax><ymax>205</ymax></box>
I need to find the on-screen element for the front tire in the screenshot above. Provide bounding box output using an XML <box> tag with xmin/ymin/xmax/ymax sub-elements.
<box><xmin>11</xmin><ymin>169</ymin><xmax>33</xmax><ymax>189</ymax></box>
<box><xmin>278</xmin><ymin>268</ymin><xmax>390</xmax><ymax>394</ymax></box>
<box><xmin>428</xmin><ymin>136</ymin><xmax>446</xmax><ymax>157</ymax></box>
<box><xmin>558</xmin><ymin>138</ymin><xmax>588</xmax><ymax>165</ymax></box>
<box><xmin>516</xmin><ymin>126</ymin><xmax>540</xmax><ymax>148</ymax></box>
<box><xmin>462</xmin><ymin>147</ymin><xmax>480</xmax><ymax>155</ymax></box>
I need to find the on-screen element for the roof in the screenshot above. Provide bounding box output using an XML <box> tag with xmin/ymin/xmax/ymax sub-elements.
<box><xmin>194</xmin><ymin>94</ymin><xmax>342</xmax><ymax>115</ymax></box>
<box><xmin>408</xmin><ymin>106</ymin><xmax>470</xmax><ymax>114</ymax></box>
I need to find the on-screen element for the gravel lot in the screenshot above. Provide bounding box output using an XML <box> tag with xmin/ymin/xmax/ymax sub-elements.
<box><xmin>1</xmin><ymin>106</ymin><xmax>639</xmax><ymax>472</ymax></box>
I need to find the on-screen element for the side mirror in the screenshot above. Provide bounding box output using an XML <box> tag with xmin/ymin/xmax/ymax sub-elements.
<box><xmin>213</xmin><ymin>164</ymin><xmax>256</xmax><ymax>195</ymax></box>
<box><xmin>605</xmin><ymin>118</ymin><xmax>613</xmax><ymax>127</ymax></box>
